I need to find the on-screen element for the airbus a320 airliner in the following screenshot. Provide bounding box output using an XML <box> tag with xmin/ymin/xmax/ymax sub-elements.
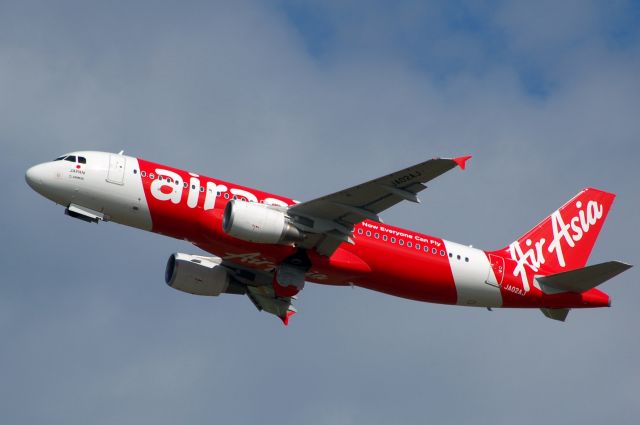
<box><xmin>26</xmin><ymin>151</ymin><xmax>631</xmax><ymax>324</ymax></box>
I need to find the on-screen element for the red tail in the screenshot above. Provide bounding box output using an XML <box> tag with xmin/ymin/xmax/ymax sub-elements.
<box><xmin>493</xmin><ymin>188</ymin><xmax>616</xmax><ymax>275</ymax></box>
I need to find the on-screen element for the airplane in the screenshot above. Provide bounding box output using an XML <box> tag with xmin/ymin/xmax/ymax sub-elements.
<box><xmin>25</xmin><ymin>151</ymin><xmax>632</xmax><ymax>325</ymax></box>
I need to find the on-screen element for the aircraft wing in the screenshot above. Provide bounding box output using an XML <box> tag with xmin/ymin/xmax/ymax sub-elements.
<box><xmin>289</xmin><ymin>156</ymin><xmax>471</xmax><ymax>255</ymax></box>
<box><xmin>245</xmin><ymin>285</ymin><xmax>297</xmax><ymax>325</ymax></box>
<box><xmin>220</xmin><ymin>260</ymin><xmax>297</xmax><ymax>325</ymax></box>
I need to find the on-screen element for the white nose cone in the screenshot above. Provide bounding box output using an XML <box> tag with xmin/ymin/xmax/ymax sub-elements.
<box><xmin>25</xmin><ymin>164</ymin><xmax>46</xmax><ymax>192</ymax></box>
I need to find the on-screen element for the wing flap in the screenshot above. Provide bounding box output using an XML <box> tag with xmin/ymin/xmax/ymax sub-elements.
<box><xmin>246</xmin><ymin>285</ymin><xmax>297</xmax><ymax>325</ymax></box>
<box><xmin>380</xmin><ymin>184</ymin><xmax>422</xmax><ymax>203</ymax></box>
<box><xmin>219</xmin><ymin>260</ymin><xmax>299</xmax><ymax>325</ymax></box>
<box><xmin>247</xmin><ymin>286</ymin><xmax>295</xmax><ymax>316</ymax></box>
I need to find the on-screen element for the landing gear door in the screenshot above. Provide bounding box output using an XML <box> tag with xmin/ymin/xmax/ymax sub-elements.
<box><xmin>107</xmin><ymin>154</ymin><xmax>126</xmax><ymax>185</ymax></box>
<box><xmin>486</xmin><ymin>254</ymin><xmax>505</xmax><ymax>287</ymax></box>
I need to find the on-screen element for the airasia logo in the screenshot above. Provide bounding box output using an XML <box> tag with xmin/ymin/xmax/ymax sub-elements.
<box><xmin>508</xmin><ymin>200</ymin><xmax>604</xmax><ymax>291</ymax></box>
<box><xmin>149</xmin><ymin>168</ymin><xmax>289</xmax><ymax>210</ymax></box>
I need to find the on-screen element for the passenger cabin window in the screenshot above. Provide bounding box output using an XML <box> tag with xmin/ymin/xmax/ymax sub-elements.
<box><xmin>78</xmin><ymin>156</ymin><xmax>87</xmax><ymax>164</ymax></box>
<box><xmin>65</xmin><ymin>156</ymin><xmax>76</xmax><ymax>162</ymax></box>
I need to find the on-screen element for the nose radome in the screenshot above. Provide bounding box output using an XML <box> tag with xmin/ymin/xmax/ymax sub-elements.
<box><xmin>25</xmin><ymin>164</ymin><xmax>46</xmax><ymax>190</ymax></box>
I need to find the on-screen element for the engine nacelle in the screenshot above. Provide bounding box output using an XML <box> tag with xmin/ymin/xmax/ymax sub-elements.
<box><xmin>222</xmin><ymin>200</ymin><xmax>302</xmax><ymax>245</ymax></box>
<box><xmin>165</xmin><ymin>253</ymin><xmax>230</xmax><ymax>296</ymax></box>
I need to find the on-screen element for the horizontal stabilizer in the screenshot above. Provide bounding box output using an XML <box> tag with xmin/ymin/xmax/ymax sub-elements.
<box><xmin>540</xmin><ymin>308</ymin><xmax>571</xmax><ymax>322</ymax></box>
<box><xmin>537</xmin><ymin>261</ymin><xmax>632</xmax><ymax>294</ymax></box>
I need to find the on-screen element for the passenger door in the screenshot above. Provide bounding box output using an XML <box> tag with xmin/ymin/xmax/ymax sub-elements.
<box><xmin>106</xmin><ymin>154</ymin><xmax>126</xmax><ymax>185</ymax></box>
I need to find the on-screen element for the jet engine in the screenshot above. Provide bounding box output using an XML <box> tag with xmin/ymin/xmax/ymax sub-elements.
<box><xmin>165</xmin><ymin>253</ymin><xmax>230</xmax><ymax>296</ymax></box>
<box><xmin>222</xmin><ymin>200</ymin><xmax>302</xmax><ymax>245</ymax></box>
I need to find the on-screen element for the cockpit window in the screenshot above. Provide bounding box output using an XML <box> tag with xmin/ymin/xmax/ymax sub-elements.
<box><xmin>53</xmin><ymin>156</ymin><xmax>65</xmax><ymax>161</ymax></box>
<box><xmin>64</xmin><ymin>155</ymin><xmax>77</xmax><ymax>162</ymax></box>
<box><xmin>78</xmin><ymin>156</ymin><xmax>87</xmax><ymax>164</ymax></box>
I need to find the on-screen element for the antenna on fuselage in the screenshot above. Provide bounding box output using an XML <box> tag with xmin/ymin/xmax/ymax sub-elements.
<box><xmin>118</xmin><ymin>150</ymin><xmax>124</xmax><ymax>155</ymax></box>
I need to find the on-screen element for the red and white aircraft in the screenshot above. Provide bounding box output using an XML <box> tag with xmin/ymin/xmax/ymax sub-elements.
<box><xmin>26</xmin><ymin>151</ymin><xmax>631</xmax><ymax>324</ymax></box>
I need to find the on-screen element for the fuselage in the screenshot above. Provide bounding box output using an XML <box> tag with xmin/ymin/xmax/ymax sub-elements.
<box><xmin>25</xmin><ymin>151</ymin><xmax>611</xmax><ymax>310</ymax></box>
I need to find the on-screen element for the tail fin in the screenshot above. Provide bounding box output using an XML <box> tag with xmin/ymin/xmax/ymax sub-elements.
<box><xmin>494</xmin><ymin>188</ymin><xmax>616</xmax><ymax>275</ymax></box>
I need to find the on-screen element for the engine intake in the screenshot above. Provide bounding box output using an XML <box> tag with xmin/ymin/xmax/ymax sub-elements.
<box><xmin>165</xmin><ymin>253</ymin><xmax>230</xmax><ymax>296</ymax></box>
<box><xmin>223</xmin><ymin>200</ymin><xmax>302</xmax><ymax>245</ymax></box>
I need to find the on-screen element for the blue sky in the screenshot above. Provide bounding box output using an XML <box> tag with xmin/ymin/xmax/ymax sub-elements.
<box><xmin>1</xmin><ymin>1</ymin><xmax>639</xmax><ymax>424</ymax></box>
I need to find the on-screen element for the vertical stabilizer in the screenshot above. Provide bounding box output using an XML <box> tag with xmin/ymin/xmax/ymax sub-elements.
<box><xmin>494</xmin><ymin>188</ymin><xmax>616</xmax><ymax>276</ymax></box>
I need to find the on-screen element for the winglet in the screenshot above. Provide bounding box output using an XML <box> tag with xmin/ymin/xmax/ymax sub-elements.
<box><xmin>280</xmin><ymin>310</ymin><xmax>296</xmax><ymax>326</ymax></box>
<box><xmin>452</xmin><ymin>155</ymin><xmax>472</xmax><ymax>170</ymax></box>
